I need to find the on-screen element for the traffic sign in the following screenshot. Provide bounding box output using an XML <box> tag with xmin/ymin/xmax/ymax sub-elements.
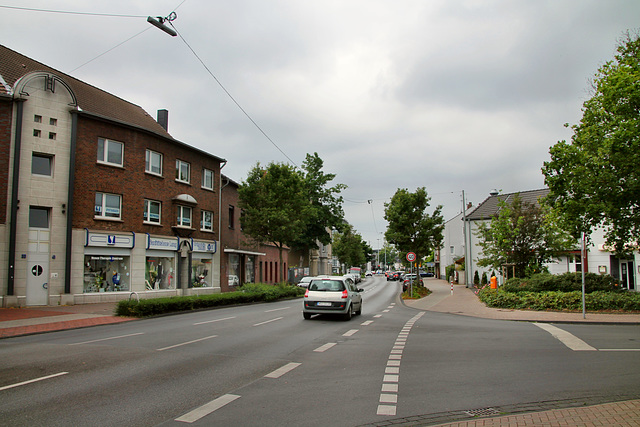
<box><xmin>406</xmin><ymin>252</ymin><xmax>416</xmax><ymax>262</ymax></box>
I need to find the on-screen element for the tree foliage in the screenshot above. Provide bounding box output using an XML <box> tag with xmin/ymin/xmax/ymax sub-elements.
<box><xmin>542</xmin><ymin>32</ymin><xmax>640</xmax><ymax>254</ymax></box>
<box><xmin>384</xmin><ymin>187</ymin><xmax>444</xmax><ymax>264</ymax></box>
<box><xmin>475</xmin><ymin>194</ymin><xmax>575</xmax><ymax>278</ymax></box>
<box><xmin>332</xmin><ymin>224</ymin><xmax>367</xmax><ymax>268</ymax></box>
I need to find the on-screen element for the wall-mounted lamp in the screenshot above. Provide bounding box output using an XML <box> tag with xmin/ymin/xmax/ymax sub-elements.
<box><xmin>62</xmin><ymin>203</ymin><xmax>66</xmax><ymax>214</ymax></box>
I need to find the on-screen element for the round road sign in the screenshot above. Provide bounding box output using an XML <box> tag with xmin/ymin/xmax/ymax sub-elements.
<box><xmin>406</xmin><ymin>252</ymin><xmax>416</xmax><ymax>262</ymax></box>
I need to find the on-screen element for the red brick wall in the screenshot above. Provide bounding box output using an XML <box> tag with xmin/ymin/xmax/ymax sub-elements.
<box><xmin>0</xmin><ymin>100</ymin><xmax>12</xmax><ymax>225</ymax></box>
<box><xmin>72</xmin><ymin>115</ymin><xmax>221</xmax><ymax>239</ymax></box>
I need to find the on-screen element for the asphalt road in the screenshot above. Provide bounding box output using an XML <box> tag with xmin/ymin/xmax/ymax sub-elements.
<box><xmin>1</xmin><ymin>276</ymin><xmax>638</xmax><ymax>426</ymax></box>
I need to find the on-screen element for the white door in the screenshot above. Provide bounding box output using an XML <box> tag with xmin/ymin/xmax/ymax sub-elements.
<box><xmin>26</xmin><ymin>228</ymin><xmax>50</xmax><ymax>306</ymax></box>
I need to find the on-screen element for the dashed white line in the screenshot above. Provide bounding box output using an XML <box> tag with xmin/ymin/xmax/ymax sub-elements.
<box><xmin>175</xmin><ymin>394</ymin><xmax>240</xmax><ymax>423</ymax></box>
<box><xmin>265</xmin><ymin>307</ymin><xmax>290</xmax><ymax>313</ymax></box>
<box><xmin>314</xmin><ymin>342</ymin><xmax>337</xmax><ymax>352</ymax></box>
<box><xmin>265</xmin><ymin>362</ymin><xmax>301</xmax><ymax>378</ymax></box>
<box><xmin>343</xmin><ymin>329</ymin><xmax>359</xmax><ymax>337</ymax></box>
<box><xmin>157</xmin><ymin>335</ymin><xmax>218</xmax><ymax>351</ymax></box>
<box><xmin>69</xmin><ymin>332</ymin><xmax>144</xmax><ymax>345</ymax></box>
<box><xmin>253</xmin><ymin>317</ymin><xmax>283</xmax><ymax>327</ymax></box>
<box><xmin>0</xmin><ymin>372</ymin><xmax>68</xmax><ymax>392</ymax></box>
<box><xmin>377</xmin><ymin>405</ymin><xmax>396</xmax><ymax>416</ymax></box>
<box><xmin>361</xmin><ymin>320</ymin><xmax>374</xmax><ymax>326</ymax></box>
<box><xmin>382</xmin><ymin>383</ymin><xmax>398</xmax><ymax>392</ymax></box>
<box><xmin>193</xmin><ymin>316</ymin><xmax>235</xmax><ymax>325</ymax></box>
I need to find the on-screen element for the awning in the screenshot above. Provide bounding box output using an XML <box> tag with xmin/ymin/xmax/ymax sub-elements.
<box><xmin>224</xmin><ymin>248</ymin><xmax>266</xmax><ymax>256</ymax></box>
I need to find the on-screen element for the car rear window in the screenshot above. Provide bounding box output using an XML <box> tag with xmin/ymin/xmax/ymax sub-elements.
<box><xmin>309</xmin><ymin>280</ymin><xmax>345</xmax><ymax>292</ymax></box>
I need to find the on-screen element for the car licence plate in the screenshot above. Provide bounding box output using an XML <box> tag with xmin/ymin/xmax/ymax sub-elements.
<box><xmin>316</xmin><ymin>302</ymin><xmax>332</xmax><ymax>307</ymax></box>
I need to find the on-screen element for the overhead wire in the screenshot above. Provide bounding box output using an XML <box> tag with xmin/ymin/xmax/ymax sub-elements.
<box><xmin>0</xmin><ymin>5</ymin><xmax>145</xmax><ymax>18</ymax></box>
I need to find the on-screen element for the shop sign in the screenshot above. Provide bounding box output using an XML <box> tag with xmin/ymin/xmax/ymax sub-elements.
<box><xmin>90</xmin><ymin>256</ymin><xmax>124</xmax><ymax>261</ymax></box>
<box><xmin>147</xmin><ymin>235</ymin><xmax>179</xmax><ymax>251</ymax></box>
<box><xmin>192</xmin><ymin>240</ymin><xmax>217</xmax><ymax>253</ymax></box>
<box><xmin>85</xmin><ymin>230</ymin><xmax>134</xmax><ymax>248</ymax></box>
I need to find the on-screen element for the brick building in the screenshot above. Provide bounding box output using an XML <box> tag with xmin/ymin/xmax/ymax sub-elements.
<box><xmin>0</xmin><ymin>45</ymin><xmax>226</xmax><ymax>306</ymax></box>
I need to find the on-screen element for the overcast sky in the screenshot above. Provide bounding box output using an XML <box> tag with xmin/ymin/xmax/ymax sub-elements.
<box><xmin>2</xmin><ymin>1</ymin><xmax>638</xmax><ymax>249</ymax></box>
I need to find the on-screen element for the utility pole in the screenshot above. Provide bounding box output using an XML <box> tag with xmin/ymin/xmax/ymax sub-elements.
<box><xmin>462</xmin><ymin>190</ymin><xmax>471</xmax><ymax>288</ymax></box>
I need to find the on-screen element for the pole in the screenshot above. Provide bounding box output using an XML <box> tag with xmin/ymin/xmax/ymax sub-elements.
<box><xmin>581</xmin><ymin>232</ymin><xmax>586</xmax><ymax>319</ymax></box>
<box><xmin>462</xmin><ymin>190</ymin><xmax>470</xmax><ymax>288</ymax></box>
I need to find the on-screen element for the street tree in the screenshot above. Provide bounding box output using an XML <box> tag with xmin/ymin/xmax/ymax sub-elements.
<box><xmin>542</xmin><ymin>32</ymin><xmax>640</xmax><ymax>253</ymax></box>
<box><xmin>384</xmin><ymin>187</ymin><xmax>444</xmax><ymax>264</ymax></box>
<box><xmin>289</xmin><ymin>153</ymin><xmax>346</xmax><ymax>253</ymax></box>
<box><xmin>475</xmin><ymin>194</ymin><xmax>575</xmax><ymax>278</ymax></box>
<box><xmin>332</xmin><ymin>224</ymin><xmax>367</xmax><ymax>269</ymax></box>
<box><xmin>238</xmin><ymin>162</ymin><xmax>307</xmax><ymax>282</ymax></box>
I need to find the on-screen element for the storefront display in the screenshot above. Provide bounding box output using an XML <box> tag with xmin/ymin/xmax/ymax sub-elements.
<box><xmin>83</xmin><ymin>255</ymin><xmax>130</xmax><ymax>292</ymax></box>
<box><xmin>145</xmin><ymin>257</ymin><xmax>175</xmax><ymax>289</ymax></box>
<box><xmin>190</xmin><ymin>239</ymin><xmax>217</xmax><ymax>288</ymax></box>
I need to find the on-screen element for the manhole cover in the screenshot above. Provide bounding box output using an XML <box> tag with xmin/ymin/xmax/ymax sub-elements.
<box><xmin>464</xmin><ymin>407</ymin><xmax>501</xmax><ymax>417</ymax></box>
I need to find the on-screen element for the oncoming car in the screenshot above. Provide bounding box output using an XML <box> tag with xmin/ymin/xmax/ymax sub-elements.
<box><xmin>303</xmin><ymin>276</ymin><xmax>363</xmax><ymax>320</ymax></box>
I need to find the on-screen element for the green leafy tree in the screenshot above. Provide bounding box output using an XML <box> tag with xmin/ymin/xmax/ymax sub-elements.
<box><xmin>238</xmin><ymin>162</ymin><xmax>307</xmax><ymax>282</ymax></box>
<box><xmin>332</xmin><ymin>224</ymin><xmax>366</xmax><ymax>268</ymax></box>
<box><xmin>290</xmin><ymin>153</ymin><xmax>346</xmax><ymax>253</ymax></box>
<box><xmin>542</xmin><ymin>32</ymin><xmax>640</xmax><ymax>253</ymax></box>
<box><xmin>378</xmin><ymin>244</ymin><xmax>398</xmax><ymax>269</ymax></box>
<box><xmin>384</xmin><ymin>187</ymin><xmax>444</xmax><ymax>264</ymax></box>
<box><xmin>475</xmin><ymin>194</ymin><xmax>574</xmax><ymax>278</ymax></box>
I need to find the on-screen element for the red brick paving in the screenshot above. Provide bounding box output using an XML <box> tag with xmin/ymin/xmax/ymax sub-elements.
<box><xmin>0</xmin><ymin>308</ymin><xmax>69</xmax><ymax>321</ymax></box>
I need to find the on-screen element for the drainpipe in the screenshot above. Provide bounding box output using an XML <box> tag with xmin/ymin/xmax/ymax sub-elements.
<box><xmin>218</xmin><ymin>161</ymin><xmax>228</xmax><ymax>287</ymax></box>
<box><xmin>7</xmin><ymin>100</ymin><xmax>25</xmax><ymax>296</ymax></box>
<box><xmin>64</xmin><ymin>111</ymin><xmax>78</xmax><ymax>294</ymax></box>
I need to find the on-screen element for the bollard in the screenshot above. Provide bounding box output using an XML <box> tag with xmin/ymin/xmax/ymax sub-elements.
<box><xmin>450</xmin><ymin>281</ymin><xmax>453</xmax><ymax>295</ymax></box>
<box><xmin>490</xmin><ymin>276</ymin><xmax>497</xmax><ymax>289</ymax></box>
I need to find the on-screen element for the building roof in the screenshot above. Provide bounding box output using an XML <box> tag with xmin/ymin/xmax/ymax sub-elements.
<box><xmin>465</xmin><ymin>188</ymin><xmax>550</xmax><ymax>221</ymax></box>
<box><xmin>0</xmin><ymin>44</ymin><xmax>175</xmax><ymax>138</ymax></box>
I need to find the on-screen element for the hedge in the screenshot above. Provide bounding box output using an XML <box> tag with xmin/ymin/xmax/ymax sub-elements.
<box><xmin>501</xmin><ymin>272</ymin><xmax>621</xmax><ymax>294</ymax></box>
<box><xmin>477</xmin><ymin>288</ymin><xmax>640</xmax><ymax>312</ymax></box>
<box><xmin>116</xmin><ymin>283</ymin><xmax>305</xmax><ymax>317</ymax></box>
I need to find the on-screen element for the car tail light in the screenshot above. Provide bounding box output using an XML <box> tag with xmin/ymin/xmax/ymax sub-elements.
<box><xmin>304</xmin><ymin>289</ymin><xmax>309</xmax><ymax>297</ymax></box>
<box><xmin>341</xmin><ymin>290</ymin><xmax>348</xmax><ymax>299</ymax></box>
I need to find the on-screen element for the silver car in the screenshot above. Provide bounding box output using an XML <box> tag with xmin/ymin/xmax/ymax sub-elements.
<box><xmin>303</xmin><ymin>276</ymin><xmax>363</xmax><ymax>320</ymax></box>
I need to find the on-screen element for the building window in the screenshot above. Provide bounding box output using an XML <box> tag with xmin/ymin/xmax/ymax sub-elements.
<box><xmin>176</xmin><ymin>159</ymin><xmax>190</xmax><ymax>184</ymax></box>
<box><xmin>144</xmin><ymin>199</ymin><xmax>161</xmax><ymax>224</ymax></box>
<box><xmin>33</xmin><ymin>129</ymin><xmax>41</xmax><ymax>137</ymax></box>
<box><xmin>228</xmin><ymin>205</ymin><xmax>235</xmax><ymax>229</ymax></box>
<box><xmin>177</xmin><ymin>205</ymin><xmax>192</xmax><ymax>227</ymax></box>
<box><xmin>32</xmin><ymin>153</ymin><xmax>53</xmax><ymax>176</ymax></box>
<box><xmin>29</xmin><ymin>207</ymin><xmax>50</xmax><ymax>228</ymax></box>
<box><xmin>48</xmin><ymin>132</ymin><xmax>56</xmax><ymax>140</ymax></box>
<box><xmin>202</xmin><ymin>168</ymin><xmax>214</xmax><ymax>190</ymax></box>
<box><xmin>450</xmin><ymin>246</ymin><xmax>454</xmax><ymax>255</ymax></box>
<box><xmin>97</xmin><ymin>138</ymin><xmax>124</xmax><ymax>167</ymax></box>
<box><xmin>34</xmin><ymin>115</ymin><xmax>42</xmax><ymax>123</ymax></box>
<box><xmin>95</xmin><ymin>192</ymin><xmax>121</xmax><ymax>219</ymax></box>
<box><xmin>49</xmin><ymin>118</ymin><xmax>57</xmax><ymax>126</ymax></box>
<box><xmin>145</xmin><ymin>149</ymin><xmax>163</xmax><ymax>176</ymax></box>
<box><xmin>201</xmin><ymin>210</ymin><xmax>214</xmax><ymax>232</ymax></box>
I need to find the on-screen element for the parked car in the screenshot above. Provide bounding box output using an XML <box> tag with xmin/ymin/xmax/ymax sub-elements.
<box><xmin>303</xmin><ymin>276</ymin><xmax>363</xmax><ymax>320</ymax></box>
<box><xmin>296</xmin><ymin>276</ymin><xmax>316</xmax><ymax>288</ymax></box>
<box><xmin>402</xmin><ymin>273</ymin><xmax>417</xmax><ymax>291</ymax></box>
<box><xmin>365</xmin><ymin>271</ymin><xmax>373</xmax><ymax>277</ymax></box>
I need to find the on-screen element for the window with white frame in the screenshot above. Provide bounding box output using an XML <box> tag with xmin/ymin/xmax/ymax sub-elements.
<box><xmin>202</xmin><ymin>168</ymin><xmax>214</xmax><ymax>190</ymax></box>
<box><xmin>144</xmin><ymin>199</ymin><xmax>161</xmax><ymax>224</ymax></box>
<box><xmin>201</xmin><ymin>210</ymin><xmax>214</xmax><ymax>232</ymax></box>
<box><xmin>177</xmin><ymin>205</ymin><xmax>192</xmax><ymax>227</ymax></box>
<box><xmin>176</xmin><ymin>159</ymin><xmax>190</xmax><ymax>183</ymax></box>
<box><xmin>97</xmin><ymin>138</ymin><xmax>124</xmax><ymax>167</ymax></box>
<box><xmin>95</xmin><ymin>192</ymin><xmax>122</xmax><ymax>219</ymax></box>
<box><xmin>145</xmin><ymin>149</ymin><xmax>163</xmax><ymax>176</ymax></box>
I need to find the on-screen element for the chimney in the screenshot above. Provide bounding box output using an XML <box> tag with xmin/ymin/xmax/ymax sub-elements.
<box><xmin>157</xmin><ymin>109</ymin><xmax>169</xmax><ymax>131</ymax></box>
<box><xmin>467</xmin><ymin>202</ymin><xmax>473</xmax><ymax>209</ymax></box>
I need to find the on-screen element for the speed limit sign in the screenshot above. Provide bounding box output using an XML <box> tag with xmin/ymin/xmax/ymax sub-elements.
<box><xmin>406</xmin><ymin>252</ymin><xmax>416</xmax><ymax>262</ymax></box>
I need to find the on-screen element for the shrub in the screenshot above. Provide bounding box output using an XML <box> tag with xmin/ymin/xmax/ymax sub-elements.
<box><xmin>474</xmin><ymin>270</ymin><xmax>480</xmax><ymax>285</ymax></box>
<box><xmin>481</xmin><ymin>272</ymin><xmax>488</xmax><ymax>285</ymax></box>
<box><xmin>502</xmin><ymin>272</ymin><xmax>620</xmax><ymax>294</ymax></box>
<box><xmin>116</xmin><ymin>283</ymin><xmax>305</xmax><ymax>317</ymax></box>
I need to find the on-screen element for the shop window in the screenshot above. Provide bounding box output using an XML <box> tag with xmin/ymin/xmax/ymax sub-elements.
<box><xmin>177</xmin><ymin>205</ymin><xmax>192</xmax><ymax>227</ymax></box>
<box><xmin>202</xmin><ymin>168</ymin><xmax>214</xmax><ymax>190</ymax></box>
<box><xmin>83</xmin><ymin>255</ymin><xmax>130</xmax><ymax>292</ymax></box>
<box><xmin>246</xmin><ymin>256</ymin><xmax>255</xmax><ymax>283</ymax></box>
<box><xmin>95</xmin><ymin>192</ymin><xmax>122</xmax><ymax>219</ymax></box>
<box><xmin>145</xmin><ymin>149</ymin><xmax>163</xmax><ymax>176</ymax></box>
<box><xmin>228</xmin><ymin>253</ymin><xmax>240</xmax><ymax>287</ymax></box>
<box><xmin>145</xmin><ymin>257</ymin><xmax>175</xmax><ymax>289</ymax></box>
<box><xmin>192</xmin><ymin>258</ymin><xmax>212</xmax><ymax>287</ymax></box>
<box><xmin>97</xmin><ymin>137</ymin><xmax>124</xmax><ymax>167</ymax></box>
<box><xmin>201</xmin><ymin>210</ymin><xmax>214</xmax><ymax>232</ymax></box>
<box><xmin>32</xmin><ymin>153</ymin><xmax>53</xmax><ymax>176</ymax></box>
<box><xmin>176</xmin><ymin>159</ymin><xmax>190</xmax><ymax>184</ymax></box>
<box><xmin>144</xmin><ymin>199</ymin><xmax>161</xmax><ymax>224</ymax></box>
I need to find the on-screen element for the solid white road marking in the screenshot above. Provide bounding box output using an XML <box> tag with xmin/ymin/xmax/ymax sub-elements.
<box><xmin>69</xmin><ymin>332</ymin><xmax>144</xmax><ymax>345</ymax></box>
<box><xmin>265</xmin><ymin>362</ymin><xmax>301</xmax><ymax>378</ymax></box>
<box><xmin>534</xmin><ymin>323</ymin><xmax>597</xmax><ymax>351</ymax></box>
<box><xmin>598</xmin><ymin>348</ymin><xmax>640</xmax><ymax>352</ymax></box>
<box><xmin>343</xmin><ymin>329</ymin><xmax>358</xmax><ymax>337</ymax></box>
<box><xmin>175</xmin><ymin>394</ymin><xmax>240</xmax><ymax>423</ymax></box>
<box><xmin>314</xmin><ymin>342</ymin><xmax>337</xmax><ymax>352</ymax></box>
<box><xmin>193</xmin><ymin>316</ymin><xmax>235</xmax><ymax>325</ymax></box>
<box><xmin>253</xmin><ymin>317</ymin><xmax>283</xmax><ymax>326</ymax></box>
<box><xmin>156</xmin><ymin>335</ymin><xmax>218</xmax><ymax>351</ymax></box>
<box><xmin>0</xmin><ymin>372</ymin><xmax>68</xmax><ymax>392</ymax></box>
